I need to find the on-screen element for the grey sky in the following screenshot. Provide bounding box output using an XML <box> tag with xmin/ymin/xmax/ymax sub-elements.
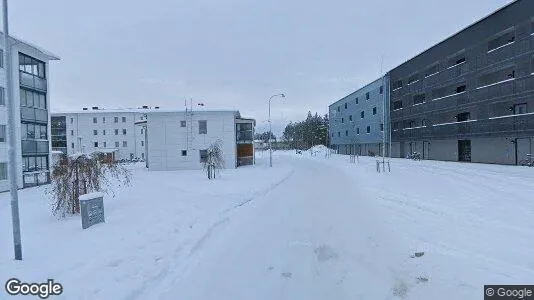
<box><xmin>10</xmin><ymin>0</ymin><xmax>512</xmax><ymax>135</ymax></box>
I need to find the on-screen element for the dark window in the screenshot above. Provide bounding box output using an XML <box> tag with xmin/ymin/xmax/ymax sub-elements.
<box><xmin>114</xmin><ymin>129</ymin><xmax>119</xmax><ymax>135</ymax></box>
<box><xmin>366</xmin><ymin>126</ymin><xmax>371</xmax><ymax>133</ymax></box>
<box><xmin>349</xmin><ymin>115</ymin><xmax>352</xmax><ymax>121</ymax></box>
<box><xmin>122</xmin><ymin>117</ymin><xmax>127</xmax><ymax>123</ymax></box>
<box><xmin>122</xmin><ymin>141</ymin><xmax>127</xmax><ymax>147</ymax></box>
<box><xmin>19</xmin><ymin>89</ymin><xmax>46</xmax><ymax>109</ymax></box>
<box><xmin>344</xmin><ymin>103</ymin><xmax>347</xmax><ymax>109</ymax></box>
<box><xmin>115</xmin><ymin>141</ymin><xmax>120</xmax><ymax>147</ymax></box>
<box><xmin>180</xmin><ymin>121</ymin><xmax>186</xmax><ymax>127</ymax></box>
<box><xmin>199</xmin><ymin>120</ymin><xmax>207</xmax><ymax>134</ymax></box>
<box><xmin>392</xmin><ymin>80</ymin><xmax>403</xmax><ymax>90</ymax></box>
<box><xmin>71</xmin><ymin>143</ymin><xmax>74</xmax><ymax>149</ymax></box>
<box><xmin>422</xmin><ymin>119</ymin><xmax>428</xmax><ymax>127</ymax></box>
<box><xmin>393</xmin><ymin>100</ymin><xmax>403</xmax><ymax>110</ymax></box>
<box><xmin>488</xmin><ymin>28</ymin><xmax>515</xmax><ymax>52</ymax></box>
<box><xmin>361</xmin><ymin>111</ymin><xmax>364</xmax><ymax>118</ymax></box>
<box><xmin>103</xmin><ymin>130</ymin><xmax>106</xmax><ymax>135</ymax></box>
<box><xmin>70</xmin><ymin>118</ymin><xmax>73</xmax><ymax>124</ymax></box>
<box><xmin>355</xmin><ymin>97</ymin><xmax>359</xmax><ymax>104</ymax></box>
<box><xmin>337</xmin><ymin>132</ymin><xmax>340</xmax><ymax>137</ymax></box>
<box><xmin>114</xmin><ymin>117</ymin><xmax>119</xmax><ymax>123</ymax></box>
<box><xmin>404</xmin><ymin>120</ymin><xmax>415</xmax><ymax>129</ymax></box>
<box><xmin>123</xmin><ymin>129</ymin><xmax>127</xmax><ymax>135</ymax></box>
<box><xmin>407</xmin><ymin>73</ymin><xmax>419</xmax><ymax>84</ymax></box>
<box><xmin>199</xmin><ymin>149</ymin><xmax>208</xmax><ymax>163</ymax></box>
<box><xmin>380</xmin><ymin>123</ymin><xmax>384</xmax><ymax>131</ymax></box>
<box><xmin>456</xmin><ymin>112</ymin><xmax>470</xmax><ymax>122</ymax></box>
<box><xmin>102</xmin><ymin>117</ymin><xmax>106</xmax><ymax>123</ymax></box>
<box><xmin>19</xmin><ymin>53</ymin><xmax>46</xmax><ymax>79</ymax></box>
<box><xmin>103</xmin><ymin>142</ymin><xmax>107</xmax><ymax>147</ymax></box>
<box><xmin>93</xmin><ymin>130</ymin><xmax>98</xmax><ymax>135</ymax></box>
<box><xmin>345</xmin><ymin>130</ymin><xmax>348</xmax><ymax>136</ymax></box>
<box><xmin>71</xmin><ymin>130</ymin><xmax>74</xmax><ymax>136</ymax></box>
<box><xmin>341</xmin><ymin>118</ymin><xmax>344</xmax><ymax>123</ymax></box>
<box><xmin>393</xmin><ymin>122</ymin><xmax>400</xmax><ymax>130</ymax></box>
<box><xmin>379</xmin><ymin>86</ymin><xmax>383</xmax><ymax>94</ymax></box>
<box><xmin>413</xmin><ymin>94</ymin><xmax>426</xmax><ymax>104</ymax></box>
<box><xmin>448</xmin><ymin>51</ymin><xmax>466</xmax><ymax>68</ymax></box>
<box><xmin>181</xmin><ymin>150</ymin><xmax>187</xmax><ymax>156</ymax></box>
<box><xmin>0</xmin><ymin>162</ymin><xmax>6</xmax><ymax>180</ymax></box>
<box><xmin>456</xmin><ymin>85</ymin><xmax>467</xmax><ymax>93</ymax></box>
<box><xmin>478</xmin><ymin>66</ymin><xmax>515</xmax><ymax>87</ymax></box>
<box><xmin>513</xmin><ymin>103</ymin><xmax>527</xmax><ymax>115</ymax></box>
<box><xmin>373</xmin><ymin>107</ymin><xmax>377</xmax><ymax>115</ymax></box>
<box><xmin>141</xmin><ymin>141</ymin><xmax>144</xmax><ymax>146</ymax></box>
<box><xmin>0</xmin><ymin>87</ymin><xmax>4</xmax><ymax>106</ymax></box>
<box><xmin>424</xmin><ymin>63</ymin><xmax>439</xmax><ymax>77</ymax></box>
<box><xmin>0</xmin><ymin>125</ymin><xmax>5</xmax><ymax>142</ymax></box>
<box><xmin>94</xmin><ymin>142</ymin><xmax>98</xmax><ymax>147</ymax></box>
<box><xmin>366</xmin><ymin>92</ymin><xmax>370</xmax><ymax>100</ymax></box>
<box><xmin>93</xmin><ymin>117</ymin><xmax>97</xmax><ymax>124</ymax></box>
<box><xmin>357</xmin><ymin>128</ymin><xmax>360</xmax><ymax>134</ymax></box>
<box><xmin>337</xmin><ymin>107</ymin><xmax>340</xmax><ymax>112</ymax></box>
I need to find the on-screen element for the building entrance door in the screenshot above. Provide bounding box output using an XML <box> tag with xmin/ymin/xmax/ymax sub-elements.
<box><xmin>458</xmin><ymin>140</ymin><xmax>471</xmax><ymax>162</ymax></box>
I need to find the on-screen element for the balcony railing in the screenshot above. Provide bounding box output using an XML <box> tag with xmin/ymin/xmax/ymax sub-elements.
<box><xmin>22</xmin><ymin>140</ymin><xmax>49</xmax><ymax>155</ymax></box>
<box><xmin>21</xmin><ymin>106</ymin><xmax>48</xmax><ymax>123</ymax></box>
<box><xmin>20</xmin><ymin>71</ymin><xmax>47</xmax><ymax>91</ymax></box>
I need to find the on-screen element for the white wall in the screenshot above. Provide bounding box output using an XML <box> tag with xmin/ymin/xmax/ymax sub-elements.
<box><xmin>59</xmin><ymin>111</ymin><xmax>146</xmax><ymax>161</ymax></box>
<box><xmin>146</xmin><ymin>111</ymin><xmax>237</xmax><ymax>171</ymax></box>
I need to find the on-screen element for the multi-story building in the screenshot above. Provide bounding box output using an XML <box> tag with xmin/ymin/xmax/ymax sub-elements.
<box><xmin>389</xmin><ymin>0</ymin><xmax>534</xmax><ymax>164</ymax></box>
<box><xmin>139</xmin><ymin>109</ymin><xmax>255</xmax><ymax>171</ymax></box>
<box><xmin>0</xmin><ymin>35</ymin><xmax>59</xmax><ymax>192</ymax></box>
<box><xmin>328</xmin><ymin>77</ymin><xmax>390</xmax><ymax>156</ymax></box>
<box><xmin>51</xmin><ymin>107</ymin><xmax>157</xmax><ymax>161</ymax></box>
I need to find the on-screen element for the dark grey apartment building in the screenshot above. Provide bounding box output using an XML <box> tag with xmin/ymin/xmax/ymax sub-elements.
<box><xmin>329</xmin><ymin>77</ymin><xmax>390</xmax><ymax>156</ymax></box>
<box><xmin>389</xmin><ymin>0</ymin><xmax>534</xmax><ymax>165</ymax></box>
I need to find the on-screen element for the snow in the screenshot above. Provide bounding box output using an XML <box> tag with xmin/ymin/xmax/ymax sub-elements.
<box><xmin>79</xmin><ymin>192</ymin><xmax>104</xmax><ymax>201</ymax></box>
<box><xmin>2</xmin><ymin>153</ymin><xmax>533</xmax><ymax>299</ymax></box>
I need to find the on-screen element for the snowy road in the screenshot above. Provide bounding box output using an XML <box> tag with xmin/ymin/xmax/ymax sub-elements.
<box><xmin>150</xmin><ymin>157</ymin><xmax>416</xmax><ymax>300</ymax></box>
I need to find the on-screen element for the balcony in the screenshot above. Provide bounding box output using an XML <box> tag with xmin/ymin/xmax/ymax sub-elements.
<box><xmin>21</xmin><ymin>106</ymin><xmax>48</xmax><ymax>123</ymax></box>
<box><xmin>19</xmin><ymin>71</ymin><xmax>47</xmax><ymax>91</ymax></box>
<box><xmin>236</xmin><ymin>131</ymin><xmax>253</xmax><ymax>143</ymax></box>
<box><xmin>22</xmin><ymin>140</ymin><xmax>49</xmax><ymax>155</ymax></box>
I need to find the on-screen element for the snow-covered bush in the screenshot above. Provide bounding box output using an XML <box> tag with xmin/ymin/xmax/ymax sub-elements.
<box><xmin>48</xmin><ymin>152</ymin><xmax>131</xmax><ymax>218</ymax></box>
<box><xmin>203</xmin><ymin>140</ymin><xmax>225</xmax><ymax>180</ymax></box>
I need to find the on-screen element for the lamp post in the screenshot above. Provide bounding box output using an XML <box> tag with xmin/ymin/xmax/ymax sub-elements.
<box><xmin>268</xmin><ymin>93</ymin><xmax>285</xmax><ymax>167</ymax></box>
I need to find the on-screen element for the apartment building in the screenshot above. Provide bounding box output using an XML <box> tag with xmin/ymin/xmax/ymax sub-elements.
<box><xmin>0</xmin><ymin>34</ymin><xmax>59</xmax><ymax>192</ymax></box>
<box><xmin>328</xmin><ymin>77</ymin><xmax>390</xmax><ymax>156</ymax></box>
<box><xmin>51</xmin><ymin>107</ymin><xmax>156</xmax><ymax>161</ymax></box>
<box><xmin>139</xmin><ymin>109</ymin><xmax>255</xmax><ymax>171</ymax></box>
<box><xmin>389</xmin><ymin>0</ymin><xmax>534</xmax><ymax>164</ymax></box>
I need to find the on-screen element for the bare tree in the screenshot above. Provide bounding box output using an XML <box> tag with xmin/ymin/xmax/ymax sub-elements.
<box><xmin>203</xmin><ymin>140</ymin><xmax>225</xmax><ymax>179</ymax></box>
<box><xmin>48</xmin><ymin>152</ymin><xmax>131</xmax><ymax>218</ymax></box>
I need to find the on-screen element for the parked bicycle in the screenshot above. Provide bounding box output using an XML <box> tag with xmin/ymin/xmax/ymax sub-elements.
<box><xmin>519</xmin><ymin>154</ymin><xmax>533</xmax><ymax>167</ymax></box>
<box><xmin>407</xmin><ymin>152</ymin><xmax>422</xmax><ymax>161</ymax></box>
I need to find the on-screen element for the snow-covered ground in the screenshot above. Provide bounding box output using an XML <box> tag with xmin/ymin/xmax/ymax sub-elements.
<box><xmin>2</xmin><ymin>151</ymin><xmax>533</xmax><ymax>299</ymax></box>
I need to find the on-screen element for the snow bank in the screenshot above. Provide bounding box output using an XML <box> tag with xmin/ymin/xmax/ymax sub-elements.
<box><xmin>79</xmin><ymin>192</ymin><xmax>104</xmax><ymax>201</ymax></box>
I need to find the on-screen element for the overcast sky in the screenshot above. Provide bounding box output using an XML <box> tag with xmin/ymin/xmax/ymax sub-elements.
<box><xmin>9</xmin><ymin>0</ymin><xmax>512</xmax><ymax>135</ymax></box>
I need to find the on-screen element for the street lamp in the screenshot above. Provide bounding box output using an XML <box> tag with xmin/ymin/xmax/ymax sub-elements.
<box><xmin>268</xmin><ymin>93</ymin><xmax>285</xmax><ymax>167</ymax></box>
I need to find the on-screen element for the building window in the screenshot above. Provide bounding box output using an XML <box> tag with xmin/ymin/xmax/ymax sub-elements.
<box><xmin>407</xmin><ymin>73</ymin><xmax>419</xmax><ymax>85</ymax></box>
<box><xmin>344</xmin><ymin>103</ymin><xmax>347</xmax><ymax>109</ymax></box>
<box><xmin>337</xmin><ymin>107</ymin><xmax>340</xmax><ymax>112</ymax></box>
<box><xmin>337</xmin><ymin>132</ymin><xmax>340</xmax><ymax>137</ymax></box>
<box><xmin>180</xmin><ymin>121</ymin><xmax>186</xmax><ymax>127</ymax></box>
<box><xmin>93</xmin><ymin>117</ymin><xmax>97</xmax><ymax>124</ymax></box>
<box><xmin>361</xmin><ymin>111</ymin><xmax>365</xmax><ymax>118</ymax></box>
<box><xmin>356</xmin><ymin>128</ymin><xmax>360</xmax><ymax>134</ymax></box>
<box><xmin>424</xmin><ymin>63</ymin><xmax>439</xmax><ymax>77</ymax></box>
<box><xmin>0</xmin><ymin>125</ymin><xmax>4</xmax><ymax>142</ymax></box>
<box><xmin>198</xmin><ymin>120</ymin><xmax>207</xmax><ymax>134</ymax></box>
<box><xmin>123</xmin><ymin>129</ymin><xmax>127</xmax><ymax>135</ymax></box>
<box><xmin>0</xmin><ymin>49</ymin><xmax>3</xmax><ymax>68</ymax></box>
<box><xmin>102</xmin><ymin>117</ymin><xmax>106</xmax><ymax>123</ymax></box>
<box><xmin>114</xmin><ymin>129</ymin><xmax>119</xmax><ymax>135</ymax></box>
<box><xmin>70</xmin><ymin>118</ymin><xmax>73</xmax><ymax>124</ymax></box>
<box><xmin>448</xmin><ymin>52</ymin><xmax>466</xmax><ymax>68</ymax></box>
<box><xmin>366</xmin><ymin>92</ymin><xmax>370</xmax><ymax>100</ymax></box>
<box><xmin>379</xmin><ymin>86</ymin><xmax>383</xmax><ymax>94</ymax></box>
<box><xmin>141</xmin><ymin>141</ymin><xmax>144</xmax><ymax>146</ymax></box>
<box><xmin>422</xmin><ymin>119</ymin><xmax>428</xmax><ymax>127</ymax></box>
<box><xmin>71</xmin><ymin>143</ymin><xmax>74</xmax><ymax>149</ymax></box>
<box><xmin>114</xmin><ymin>117</ymin><xmax>119</xmax><ymax>123</ymax></box>
<box><xmin>345</xmin><ymin>130</ymin><xmax>348</xmax><ymax>136</ymax></box>
<box><xmin>122</xmin><ymin>117</ymin><xmax>126</xmax><ymax>123</ymax></box>
<box><xmin>341</xmin><ymin>118</ymin><xmax>344</xmax><ymax>123</ymax></box>
<box><xmin>94</xmin><ymin>142</ymin><xmax>98</xmax><ymax>147</ymax></box>
<box><xmin>19</xmin><ymin>53</ymin><xmax>45</xmax><ymax>78</ymax></box>
<box><xmin>141</xmin><ymin>153</ymin><xmax>145</xmax><ymax>159</ymax></box>
<box><xmin>393</xmin><ymin>100</ymin><xmax>403</xmax><ymax>110</ymax></box>
<box><xmin>380</xmin><ymin>123</ymin><xmax>384</xmax><ymax>131</ymax></box>
<box><xmin>71</xmin><ymin>130</ymin><xmax>74</xmax><ymax>136</ymax></box>
<box><xmin>141</xmin><ymin>128</ymin><xmax>144</xmax><ymax>134</ymax></box>
<box><xmin>456</xmin><ymin>85</ymin><xmax>467</xmax><ymax>93</ymax></box>
<box><xmin>392</xmin><ymin>80</ymin><xmax>403</xmax><ymax>90</ymax></box>
<box><xmin>0</xmin><ymin>162</ymin><xmax>7</xmax><ymax>180</ymax></box>
<box><xmin>355</xmin><ymin>97</ymin><xmax>359</xmax><ymax>104</ymax></box>
<box><xmin>122</xmin><ymin>141</ymin><xmax>127</xmax><ymax>147</ymax></box>
<box><xmin>514</xmin><ymin>103</ymin><xmax>528</xmax><ymax>115</ymax></box>
<box><xmin>477</xmin><ymin>66</ymin><xmax>515</xmax><ymax>88</ymax></box>
<box><xmin>373</xmin><ymin>107</ymin><xmax>377</xmax><ymax>115</ymax></box>
<box><xmin>103</xmin><ymin>142</ymin><xmax>107</xmax><ymax>148</ymax></box>
<box><xmin>456</xmin><ymin>112</ymin><xmax>470</xmax><ymax>122</ymax></box>
<box><xmin>199</xmin><ymin>149</ymin><xmax>208</xmax><ymax>163</ymax></box>
<box><xmin>413</xmin><ymin>94</ymin><xmax>426</xmax><ymax>104</ymax></box>
<box><xmin>349</xmin><ymin>115</ymin><xmax>352</xmax><ymax>121</ymax></box>
<box><xmin>0</xmin><ymin>87</ymin><xmax>4</xmax><ymax>106</ymax></box>
<box><xmin>488</xmin><ymin>28</ymin><xmax>515</xmax><ymax>52</ymax></box>
<box><xmin>404</xmin><ymin>120</ymin><xmax>415</xmax><ymax>129</ymax></box>
<box><xmin>115</xmin><ymin>141</ymin><xmax>120</xmax><ymax>147</ymax></box>
<box><xmin>181</xmin><ymin>150</ymin><xmax>187</xmax><ymax>156</ymax></box>
<box><xmin>93</xmin><ymin>130</ymin><xmax>98</xmax><ymax>135</ymax></box>
<box><xmin>366</xmin><ymin>126</ymin><xmax>371</xmax><ymax>133</ymax></box>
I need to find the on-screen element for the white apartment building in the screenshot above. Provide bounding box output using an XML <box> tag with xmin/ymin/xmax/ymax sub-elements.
<box><xmin>140</xmin><ymin>109</ymin><xmax>255</xmax><ymax>171</ymax></box>
<box><xmin>51</xmin><ymin>107</ymin><xmax>157</xmax><ymax>161</ymax></box>
<box><xmin>0</xmin><ymin>34</ymin><xmax>59</xmax><ymax>192</ymax></box>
